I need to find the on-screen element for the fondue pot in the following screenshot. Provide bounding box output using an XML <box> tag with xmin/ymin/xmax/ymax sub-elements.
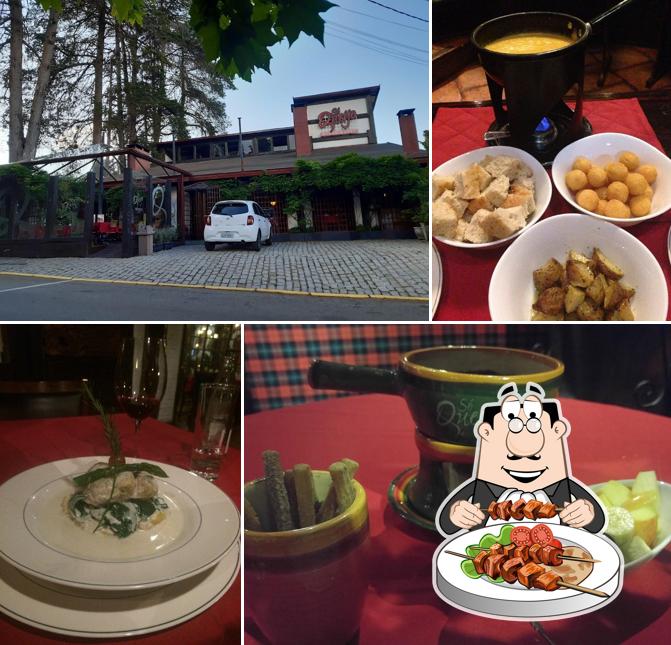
<box><xmin>471</xmin><ymin>0</ymin><xmax>637</xmax><ymax>164</ymax></box>
<box><xmin>308</xmin><ymin>346</ymin><xmax>564</xmax><ymax>530</ymax></box>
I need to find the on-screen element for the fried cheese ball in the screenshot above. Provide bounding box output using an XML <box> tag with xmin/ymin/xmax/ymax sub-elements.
<box><xmin>572</xmin><ymin>156</ymin><xmax>592</xmax><ymax>173</ymax></box>
<box><xmin>576</xmin><ymin>188</ymin><xmax>599</xmax><ymax>212</ymax></box>
<box><xmin>566</xmin><ymin>169</ymin><xmax>588</xmax><ymax>192</ymax></box>
<box><xmin>595</xmin><ymin>186</ymin><xmax>609</xmax><ymax>200</ymax></box>
<box><xmin>630</xmin><ymin>195</ymin><xmax>652</xmax><ymax>217</ymax></box>
<box><xmin>618</xmin><ymin>151</ymin><xmax>640</xmax><ymax>171</ymax></box>
<box><xmin>607</xmin><ymin>181</ymin><xmax>629</xmax><ymax>203</ymax></box>
<box><xmin>606</xmin><ymin>162</ymin><xmax>628</xmax><ymax>183</ymax></box>
<box><xmin>587</xmin><ymin>166</ymin><xmax>608</xmax><ymax>188</ymax></box>
<box><xmin>596</xmin><ymin>199</ymin><xmax>608</xmax><ymax>215</ymax></box>
<box><xmin>625</xmin><ymin>172</ymin><xmax>648</xmax><ymax>196</ymax></box>
<box><xmin>644</xmin><ymin>185</ymin><xmax>654</xmax><ymax>199</ymax></box>
<box><xmin>605</xmin><ymin>199</ymin><xmax>630</xmax><ymax>219</ymax></box>
<box><xmin>637</xmin><ymin>164</ymin><xmax>657</xmax><ymax>184</ymax></box>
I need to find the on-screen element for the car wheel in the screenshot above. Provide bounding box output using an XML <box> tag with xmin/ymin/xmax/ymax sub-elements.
<box><xmin>253</xmin><ymin>230</ymin><xmax>261</xmax><ymax>251</ymax></box>
<box><xmin>204</xmin><ymin>242</ymin><xmax>215</xmax><ymax>251</ymax></box>
<box><xmin>264</xmin><ymin>229</ymin><xmax>272</xmax><ymax>246</ymax></box>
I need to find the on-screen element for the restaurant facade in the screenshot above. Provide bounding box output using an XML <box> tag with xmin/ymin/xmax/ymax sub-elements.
<box><xmin>140</xmin><ymin>86</ymin><xmax>427</xmax><ymax>240</ymax></box>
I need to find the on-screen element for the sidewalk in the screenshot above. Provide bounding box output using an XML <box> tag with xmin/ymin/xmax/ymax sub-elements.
<box><xmin>0</xmin><ymin>240</ymin><xmax>429</xmax><ymax>300</ymax></box>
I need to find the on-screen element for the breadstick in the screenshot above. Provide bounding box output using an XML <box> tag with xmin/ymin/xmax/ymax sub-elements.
<box><xmin>293</xmin><ymin>464</ymin><xmax>317</xmax><ymax>528</ymax></box>
<box><xmin>244</xmin><ymin>498</ymin><xmax>263</xmax><ymax>531</ymax></box>
<box><xmin>316</xmin><ymin>484</ymin><xmax>337</xmax><ymax>523</ymax></box>
<box><xmin>341</xmin><ymin>458</ymin><xmax>359</xmax><ymax>478</ymax></box>
<box><xmin>283</xmin><ymin>469</ymin><xmax>300</xmax><ymax>528</ymax></box>
<box><xmin>329</xmin><ymin>461</ymin><xmax>355</xmax><ymax>514</ymax></box>
<box><xmin>263</xmin><ymin>450</ymin><xmax>294</xmax><ymax>531</ymax></box>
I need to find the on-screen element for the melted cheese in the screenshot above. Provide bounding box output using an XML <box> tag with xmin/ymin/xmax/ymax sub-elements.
<box><xmin>485</xmin><ymin>33</ymin><xmax>574</xmax><ymax>55</ymax></box>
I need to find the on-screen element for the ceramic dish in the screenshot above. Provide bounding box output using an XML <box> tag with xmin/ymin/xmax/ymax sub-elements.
<box><xmin>590</xmin><ymin>479</ymin><xmax>671</xmax><ymax>572</ymax></box>
<box><xmin>432</xmin><ymin>145</ymin><xmax>552</xmax><ymax>249</ymax></box>
<box><xmin>388</xmin><ymin>466</ymin><xmax>436</xmax><ymax>532</ymax></box>
<box><xmin>0</xmin><ymin>457</ymin><xmax>240</xmax><ymax>590</ymax></box>
<box><xmin>0</xmin><ymin>542</ymin><xmax>239</xmax><ymax>638</ymax></box>
<box><xmin>667</xmin><ymin>225</ymin><xmax>671</xmax><ymax>266</ymax></box>
<box><xmin>552</xmin><ymin>132</ymin><xmax>671</xmax><ymax>227</ymax></box>
<box><xmin>434</xmin><ymin>524</ymin><xmax>622</xmax><ymax>620</ymax></box>
<box><xmin>431</xmin><ymin>242</ymin><xmax>443</xmax><ymax>319</ymax></box>
<box><xmin>489</xmin><ymin>213</ymin><xmax>668</xmax><ymax>321</ymax></box>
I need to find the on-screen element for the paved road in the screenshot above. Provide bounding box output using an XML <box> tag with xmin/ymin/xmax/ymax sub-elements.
<box><xmin>0</xmin><ymin>275</ymin><xmax>428</xmax><ymax>321</ymax></box>
<box><xmin>0</xmin><ymin>240</ymin><xmax>429</xmax><ymax>298</ymax></box>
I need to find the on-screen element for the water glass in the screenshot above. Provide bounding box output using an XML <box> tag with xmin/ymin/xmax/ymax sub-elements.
<box><xmin>190</xmin><ymin>383</ymin><xmax>236</xmax><ymax>480</ymax></box>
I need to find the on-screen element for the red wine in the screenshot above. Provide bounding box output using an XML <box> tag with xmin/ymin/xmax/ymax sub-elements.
<box><xmin>117</xmin><ymin>395</ymin><xmax>160</xmax><ymax>421</ymax></box>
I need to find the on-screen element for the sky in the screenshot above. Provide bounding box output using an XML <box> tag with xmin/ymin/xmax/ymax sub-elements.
<box><xmin>0</xmin><ymin>0</ymin><xmax>429</xmax><ymax>163</ymax></box>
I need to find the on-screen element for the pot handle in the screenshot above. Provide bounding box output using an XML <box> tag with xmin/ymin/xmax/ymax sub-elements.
<box><xmin>589</xmin><ymin>0</ymin><xmax>637</xmax><ymax>29</ymax></box>
<box><xmin>308</xmin><ymin>360</ymin><xmax>401</xmax><ymax>396</ymax></box>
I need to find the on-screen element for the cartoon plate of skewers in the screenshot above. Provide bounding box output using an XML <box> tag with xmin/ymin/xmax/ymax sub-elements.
<box><xmin>433</xmin><ymin>522</ymin><xmax>623</xmax><ymax>621</ymax></box>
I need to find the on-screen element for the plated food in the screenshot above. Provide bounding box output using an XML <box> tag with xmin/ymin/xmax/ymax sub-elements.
<box><xmin>532</xmin><ymin>248</ymin><xmax>636</xmax><ymax>321</ymax></box>
<box><xmin>552</xmin><ymin>132</ymin><xmax>671</xmax><ymax>226</ymax></box>
<box><xmin>564</xmin><ymin>150</ymin><xmax>658</xmax><ymax>219</ymax></box>
<box><xmin>489</xmin><ymin>214</ymin><xmax>668</xmax><ymax>321</ymax></box>
<box><xmin>590</xmin><ymin>471</ymin><xmax>671</xmax><ymax>570</ymax></box>
<box><xmin>433</xmin><ymin>146</ymin><xmax>551</xmax><ymax>248</ymax></box>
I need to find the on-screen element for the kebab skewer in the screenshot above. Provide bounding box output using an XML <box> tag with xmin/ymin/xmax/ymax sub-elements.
<box><xmin>487</xmin><ymin>499</ymin><xmax>563</xmax><ymax>521</ymax></box>
<box><xmin>443</xmin><ymin>549</ymin><xmax>608</xmax><ymax>598</ymax></box>
<box><xmin>471</xmin><ymin>542</ymin><xmax>599</xmax><ymax>564</ymax></box>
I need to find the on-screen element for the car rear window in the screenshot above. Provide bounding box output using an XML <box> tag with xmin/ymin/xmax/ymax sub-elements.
<box><xmin>212</xmin><ymin>203</ymin><xmax>249</xmax><ymax>215</ymax></box>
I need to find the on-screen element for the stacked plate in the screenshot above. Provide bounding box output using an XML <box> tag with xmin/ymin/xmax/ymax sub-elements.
<box><xmin>0</xmin><ymin>457</ymin><xmax>240</xmax><ymax>638</ymax></box>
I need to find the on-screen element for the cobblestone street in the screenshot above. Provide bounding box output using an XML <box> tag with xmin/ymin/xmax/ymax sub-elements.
<box><xmin>0</xmin><ymin>240</ymin><xmax>429</xmax><ymax>299</ymax></box>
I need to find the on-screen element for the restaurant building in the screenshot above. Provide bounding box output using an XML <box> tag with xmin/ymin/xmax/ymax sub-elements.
<box><xmin>138</xmin><ymin>86</ymin><xmax>427</xmax><ymax>240</ymax></box>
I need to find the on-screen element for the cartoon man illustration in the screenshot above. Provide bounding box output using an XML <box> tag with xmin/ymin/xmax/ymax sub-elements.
<box><xmin>437</xmin><ymin>382</ymin><xmax>605</xmax><ymax>535</ymax></box>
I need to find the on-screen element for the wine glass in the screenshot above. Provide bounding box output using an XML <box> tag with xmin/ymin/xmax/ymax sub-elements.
<box><xmin>115</xmin><ymin>335</ymin><xmax>167</xmax><ymax>453</ymax></box>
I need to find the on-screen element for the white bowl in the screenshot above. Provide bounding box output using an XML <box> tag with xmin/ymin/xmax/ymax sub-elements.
<box><xmin>432</xmin><ymin>145</ymin><xmax>552</xmax><ymax>249</ymax></box>
<box><xmin>489</xmin><ymin>213</ymin><xmax>668</xmax><ymax>321</ymax></box>
<box><xmin>590</xmin><ymin>479</ymin><xmax>671</xmax><ymax>572</ymax></box>
<box><xmin>552</xmin><ymin>132</ymin><xmax>671</xmax><ymax>227</ymax></box>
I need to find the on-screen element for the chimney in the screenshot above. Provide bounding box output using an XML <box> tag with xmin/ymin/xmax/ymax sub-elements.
<box><xmin>127</xmin><ymin>143</ymin><xmax>152</xmax><ymax>172</ymax></box>
<box><xmin>397</xmin><ymin>109</ymin><xmax>420</xmax><ymax>155</ymax></box>
<box><xmin>292</xmin><ymin>105</ymin><xmax>312</xmax><ymax>157</ymax></box>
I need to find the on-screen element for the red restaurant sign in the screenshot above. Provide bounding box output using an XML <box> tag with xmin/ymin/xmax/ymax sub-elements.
<box><xmin>318</xmin><ymin>107</ymin><xmax>357</xmax><ymax>133</ymax></box>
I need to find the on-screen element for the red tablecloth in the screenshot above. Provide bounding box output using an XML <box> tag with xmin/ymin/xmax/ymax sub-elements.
<box><xmin>245</xmin><ymin>395</ymin><xmax>671</xmax><ymax>644</ymax></box>
<box><xmin>0</xmin><ymin>415</ymin><xmax>240</xmax><ymax>644</ymax></box>
<box><xmin>94</xmin><ymin>222</ymin><xmax>120</xmax><ymax>234</ymax></box>
<box><xmin>432</xmin><ymin>99</ymin><xmax>671</xmax><ymax>321</ymax></box>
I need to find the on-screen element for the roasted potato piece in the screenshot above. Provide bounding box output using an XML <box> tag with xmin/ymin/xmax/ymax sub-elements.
<box><xmin>603</xmin><ymin>280</ymin><xmax>628</xmax><ymax>310</ymax></box>
<box><xmin>534</xmin><ymin>286</ymin><xmax>565</xmax><ymax>315</ymax></box>
<box><xmin>620</xmin><ymin>282</ymin><xmax>636</xmax><ymax>299</ymax></box>
<box><xmin>593</xmin><ymin>248</ymin><xmax>624</xmax><ymax>280</ymax></box>
<box><xmin>576</xmin><ymin>298</ymin><xmax>604</xmax><ymax>321</ymax></box>
<box><xmin>568</xmin><ymin>250</ymin><xmax>593</xmax><ymax>266</ymax></box>
<box><xmin>531</xmin><ymin>310</ymin><xmax>565</xmax><ymax>321</ymax></box>
<box><xmin>585</xmin><ymin>273</ymin><xmax>607</xmax><ymax>306</ymax></box>
<box><xmin>533</xmin><ymin>258</ymin><xmax>564</xmax><ymax>291</ymax></box>
<box><xmin>564</xmin><ymin>285</ymin><xmax>586</xmax><ymax>313</ymax></box>
<box><xmin>616</xmin><ymin>299</ymin><xmax>635</xmax><ymax>321</ymax></box>
<box><xmin>566</xmin><ymin>259</ymin><xmax>595</xmax><ymax>288</ymax></box>
<box><xmin>565</xmin><ymin>311</ymin><xmax>579</xmax><ymax>321</ymax></box>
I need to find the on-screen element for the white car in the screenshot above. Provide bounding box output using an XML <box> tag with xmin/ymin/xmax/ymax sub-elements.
<box><xmin>204</xmin><ymin>200</ymin><xmax>272</xmax><ymax>251</ymax></box>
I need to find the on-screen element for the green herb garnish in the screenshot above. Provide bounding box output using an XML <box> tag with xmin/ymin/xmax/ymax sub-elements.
<box><xmin>82</xmin><ymin>381</ymin><xmax>124</xmax><ymax>465</ymax></box>
<box><xmin>73</xmin><ymin>463</ymin><xmax>168</xmax><ymax>488</ymax></box>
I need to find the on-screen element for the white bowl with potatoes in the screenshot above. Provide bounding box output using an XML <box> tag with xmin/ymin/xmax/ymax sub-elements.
<box><xmin>552</xmin><ymin>132</ymin><xmax>671</xmax><ymax>226</ymax></box>
<box><xmin>590</xmin><ymin>471</ymin><xmax>671</xmax><ymax>572</ymax></box>
<box><xmin>488</xmin><ymin>213</ymin><xmax>668</xmax><ymax>321</ymax></box>
<box><xmin>432</xmin><ymin>146</ymin><xmax>552</xmax><ymax>249</ymax></box>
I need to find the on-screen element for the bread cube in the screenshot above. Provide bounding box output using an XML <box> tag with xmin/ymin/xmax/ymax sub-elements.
<box><xmin>454</xmin><ymin>163</ymin><xmax>492</xmax><ymax>200</ymax></box>
<box><xmin>502</xmin><ymin>183</ymin><xmax>536</xmax><ymax>215</ymax></box>
<box><xmin>463</xmin><ymin>209</ymin><xmax>493</xmax><ymax>244</ymax></box>
<box><xmin>432</xmin><ymin>200</ymin><xmax>458</xmax><ymax>239</ymax></box>
<box><xmin>439</xmin><ymin>190</ymin><xmax>468</xmax><ymax>218</ymax></box>
<box><xmin>481</xmin><ymin>155</ymin><xmax>523</xmax><ymax>180</ymax></box>
<box><xmin>483</xmin><ymin>205</ymin><xmax>527</xmax><ymax>240</ymax></box>
<box><xmin>432</xmin><ymin>174</ymin><xmax>455</xmax><ymax>200</ymax></box>
<box><xmin>467</xmin><ymin>194</ymin><xmax>493</xmax><ymax>215</ymax></box>
<box><xmin>454</xmin><ymin>219</ymin><xmax>468</xmax><ymax>242</ymax></box>
<box><xmin>481</xmin><ymin>175</ymin><xmax>510</xmax><ymax>208</ymax></box>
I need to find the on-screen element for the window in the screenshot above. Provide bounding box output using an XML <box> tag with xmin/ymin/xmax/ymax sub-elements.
<box><xmin>272</xmin><ymin>135</ymin><xmax>288</xmax><ymax>151</ymax></box>
<box><xmin>227</xmin><ymin>139</ymin><xmax>239</xmax><ymax>156</ymax></box>
<box><xmin>196</xmin><ymin>143</ymin><xmax>211</xmax><ymax>159</ymax></box>
<box><xmin>257</xmin><ymin>137</ymin><xmax>272</xmax><ymax>153</ymax></box>
<box><xmin>253</xmin><ymin>203</ymin><xmax>263</xmax><ymax>215</ymax></box>
<box><xmin>211</xmin><ymin>202</ymin><xmax>249</xmax><ymax>215</ymax></box>
<box><xmin>213</xmin><ymin>144</ymin><xmax>225</xmax><ymax>158</ymax></box>
<box><xmin>242</xmin><ymin>139</ymin><xmax>255</xmax><ymax>156</ymax></box>
<box><xmin>179</xmin><ymin>145</ymin><xmax>194</xmax><ymax>161</ymax></box>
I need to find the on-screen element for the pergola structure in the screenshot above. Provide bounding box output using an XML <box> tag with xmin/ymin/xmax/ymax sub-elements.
<box><xmin>4</xmin><ymin>147</ymin><xmax>191</xmax><ymax>258</ymax></box>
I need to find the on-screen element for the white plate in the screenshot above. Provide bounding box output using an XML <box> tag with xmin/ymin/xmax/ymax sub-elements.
<box><xmin>432</xmin><ymin>146</ymin><xmax>553</xmax><ymax>249</ymax></box>
<box><xmin>0</xmin><ymin>542</ymin><xmax>239</xmax><ymax>638</ymax></box>
<box><xmin>434</xmin><ymin>523</ymin><xmax>622</xmax><ymax>620</ymax></box>
<box><xmin>489</xmin><ymin>213</ymin><xmax>668</xmax><ymax>321</ymax></box>
<box><xmin>552</xmin><ymin>132</ymin><xmax>671</xmax><ymax>227</ymax></box>
<box><xmin>0</xmin><ymin>457</ymin><xmax>240</xmax><ymax>590</ymax></box>
<box><xmin>590</xmin><ymin>479</ymin><xmax>671</xmax><ymax>572</ymax></box>
<box><xmin>431</xmin><ymin>241</ymin><xmax>443</xmax><ymax>319</ymax></box>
